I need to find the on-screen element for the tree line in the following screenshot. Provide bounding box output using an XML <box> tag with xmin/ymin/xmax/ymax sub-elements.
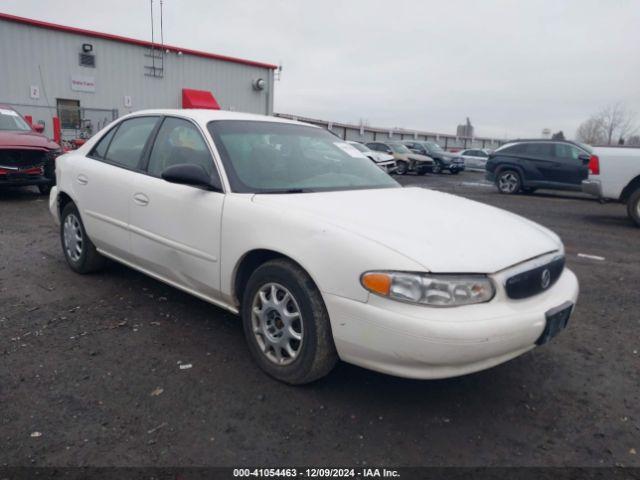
<box><xmin>576</xmin><ymin>103</ymin><xmax>639</xmax><ymax>146</ymax></box>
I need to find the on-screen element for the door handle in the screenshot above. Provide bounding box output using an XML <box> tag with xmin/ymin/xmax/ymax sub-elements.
<box><xmin>133</xmin><ymin>193</ymin><xmax>149</xmax><ymax>206</ymax></box>
<box><xmin>76</xmin><ymin>174</ymin><xmax>88</xmax><ymax>185</ymax></box>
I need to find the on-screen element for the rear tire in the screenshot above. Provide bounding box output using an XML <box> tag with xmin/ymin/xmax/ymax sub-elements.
<box><xmin>496</xmin><ymin>170</ymin><xmax>521</xmax><ymax>194</ymax></box>
<box><xmin>627</xmin><ymin>188</ymin><xmax>640</xmax><ymax>227</ymax></box>
<box><xmin>60</xmin><ymin>202</ymin><xmax>106</xmax><ymax>274</ymax></box>
<box><xmin>241</xmin><ymin>259</ymin><xmax>338</xmax><ymax>385</ymax></box>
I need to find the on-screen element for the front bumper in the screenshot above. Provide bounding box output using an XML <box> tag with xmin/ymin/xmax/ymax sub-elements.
<box><xmin>0</xmin><ymin>173</ymin><xmax>53</xmax><ymax>187</ymax></box>
<box><xmin>582</xmin><ymin>179</ymin><xmax>602</xmax><ymax>198</ymax></box>
<box><xmin>323</xmin><ymin>268</ymin><xmax>578</xmax><ymax>379</ymax></box>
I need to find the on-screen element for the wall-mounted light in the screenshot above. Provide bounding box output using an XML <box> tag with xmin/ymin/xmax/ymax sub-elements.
<box><xmin>252</xmin><ymin>78</ymin><xmax>266</xmax><ymax>91</ymax></box>
<box><xmin>82</xmin><ymin>43</ymin><xmax>93</xmax><ymax>53</ymax></box>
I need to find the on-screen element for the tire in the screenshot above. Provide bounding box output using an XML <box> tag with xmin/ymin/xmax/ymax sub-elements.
<box><xmin>449</xmin><ymin>168</ymin><xmax>460</xmax><ymax>175</ymax></box>
<box><xmin>627</xmin><ymin>188</ymin><xmax>640</xmax><ymax>227</ymax></box>
<box><xmin>38</xmin><ymin>184</ymin><xmax>51</xmax><ymax>195</ymax></box>
<box><xmin>395</xmin><ymin>161</ymin><xmax>408</xmax><ymax>175</ymax></box>
<box><xmin>432</xmin><ymin>162</ymin><xmax>442</xmax><ymax>174</ymax></box>
<box><xmin>241</xmin><ymin>258</ymin><xmax>338</xmax><ymax>385</ymax></box>
<box><xmin>60</xmin><ymin>202</ymin><xmax>106</xmax><ymax>274</ymax></box>
<box><xmin>496</xmin><ymin>170</ymin><xmax>521</xmax><ymax>194</ymax></box>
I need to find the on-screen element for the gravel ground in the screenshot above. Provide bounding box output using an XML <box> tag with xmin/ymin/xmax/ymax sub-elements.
<box><xmin>1</xmin><ymin>172</ymin><xmax>638</xmax><ymax>467</ymax></box>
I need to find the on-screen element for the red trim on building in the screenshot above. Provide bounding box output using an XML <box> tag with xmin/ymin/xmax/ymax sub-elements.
<box><xmin>182</xmin><ymin>89</ymin><xmax>221</xmax><ymax>110</ymax></box>
<box><xmin>0</xmin><ymin>12</ymin><xmax>278</xmax><ymax>70</ymax></box>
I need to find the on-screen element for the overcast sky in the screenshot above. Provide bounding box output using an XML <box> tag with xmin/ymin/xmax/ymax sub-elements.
<box><xmin>2</xmin><ymin>0</ymin><xmax>639</xmax><ymax>139</ymax></box>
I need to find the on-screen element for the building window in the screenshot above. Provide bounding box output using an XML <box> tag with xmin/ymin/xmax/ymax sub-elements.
<box><xmin>57</xmin><ymin>99</ymin><xmax>81</xmax><ymax>129</ymax></box>
<box><xmin>79</xmin><ymin>53</ymin><xmax>96</xmax><ymax>67</ymax></box>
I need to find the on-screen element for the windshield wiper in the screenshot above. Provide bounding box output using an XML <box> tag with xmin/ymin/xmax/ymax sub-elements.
<box><xmin>256</xmin><ymin>188</ymin><xmax>315</xmax><ymax>194</ymax></box>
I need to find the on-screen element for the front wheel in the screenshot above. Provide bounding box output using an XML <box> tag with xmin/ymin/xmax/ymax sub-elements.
<box><xmin>241</xmin><ymin>259</ymin><xmax>338</xmax><ymax>385</ymax></box>
<box><xmin>496</xmin><ymin>170</ymin><xmax>521</xmax><ymax>194</ymax></box>
<box><xmin>395</xmin><ymin>161</ymin><xmax>408</xmax><ymax>175</ymax></box>
<box><xmin>627</xmin><ymin>188</ymin><xmax>640</xmax><ymax>227</ymax></box>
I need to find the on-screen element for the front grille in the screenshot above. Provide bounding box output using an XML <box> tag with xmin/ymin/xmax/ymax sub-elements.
<box><xmin>0</xmin><ymin>149</ymin><xmax>46</xmax><ymax>169</ymax></box>
<box><xmin>505</xmin><ymin>256</ymin><xmax>565</xmax><ymax>299</ymax></box>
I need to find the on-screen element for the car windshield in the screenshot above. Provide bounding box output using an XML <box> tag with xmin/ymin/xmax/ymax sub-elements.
<box><xmin>207</xmin><ymin>121</ymin><xmax>399</xmax><ymax>193</ymax></box>
<box><xmin>389</xmin><ymin>143</ymin><xmax>410</xmax><ymax>153</ymax></box>
<box><xmin>425</xmin><ymin>142</ymin><xmax>443</xmax><ymax>152</ymax></box>
<box><xmin>348</xmin><ymin>142</ymin><xmax>370</xmax><ymax>153</ymax></box>
<box><xmin>0</xmin><ymin>109</ymin><xmax>32</xmax><ymax>131</ymax></box>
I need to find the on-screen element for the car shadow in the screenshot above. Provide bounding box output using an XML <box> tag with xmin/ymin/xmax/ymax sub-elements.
<box><xmin>0</xmin><ymin>186</ymin><xmax>43</xmax><ymax>202</ymax></box>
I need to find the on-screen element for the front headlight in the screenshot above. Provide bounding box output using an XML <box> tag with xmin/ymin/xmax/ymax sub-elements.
<box><xmin>361</xmin><ymin>271</ymin><xmax>495</xmax><ymax>307</ymax></box>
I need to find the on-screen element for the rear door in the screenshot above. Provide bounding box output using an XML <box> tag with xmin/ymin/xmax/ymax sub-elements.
<box><xmin>77</xmin><ymin>116</ymin><xmax>160</xmax><ymax>260</ymax></box>
<box><xmin>552</xmin><ymin>143</ymin><xmax>589</xmax><ymax>185</ymax></box>
<box><xmin>521</xmin><ymin>142</ymin><xmax>556</xmax><ymax>183</ymax></box>
<box><xmin>129</xmin><ymin>116</ymin><xmax>225</xmax><ymax>299</ymax></box>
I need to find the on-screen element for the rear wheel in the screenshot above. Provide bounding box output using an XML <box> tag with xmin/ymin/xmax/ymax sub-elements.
<box><xmin>241</xmin><ymin>259</ymin><xmax>338</xmax><ymax>384</ymax></box>
<box><xmin>60</xmin><ymin>202</ymin><xmax>106</xmax><ymax>273</ymax></box>
<box><xmin>496</xmin><ymin>170</ymin><xmax>521</xmax><ymax>194</ymax></box>
<box><xmin>627</xmin><ymin>188</ymin><xmax>640</xmax><ymax>227</ymax></box>
<box><xmin>395</xmin><ymin>161</ymin><xmax>408</xmax><ymax>175</ymax></box>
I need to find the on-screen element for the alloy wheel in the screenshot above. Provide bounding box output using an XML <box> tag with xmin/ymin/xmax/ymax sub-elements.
<box><xmin>498</xmin><ymin>172</ymin><xmax>519</xmax><ymax>193</ymax></box>
<box><xmin>251</xmin><ymin>283</ymin><xmax>304</xmax><ymax>365</ymax></box>
<box><xmin>63</xmin><ymin>213</ymin><xmax>84</xmax><ymax>262</ymax></box>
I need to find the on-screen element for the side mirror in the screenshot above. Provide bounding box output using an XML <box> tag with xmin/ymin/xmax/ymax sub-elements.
<box><xmin>33</xmin><ymin>123</ymin><xmax>45</xmax><ymax>133</ymax></box>
<box><xmin>161</xmin><ymin>163</ymin><xmax>222</xmax><ymax>191</ymax></box>
<box><xmin>577</xmin><ymin>153</ymin><xmax>591</xmax><ymax>165</ymax></box>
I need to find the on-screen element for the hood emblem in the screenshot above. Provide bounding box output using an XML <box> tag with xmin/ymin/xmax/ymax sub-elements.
<box><xmin>541</xmin><ymin>269</ymin><xmax>551</xmax><ymax>289</ymax></box>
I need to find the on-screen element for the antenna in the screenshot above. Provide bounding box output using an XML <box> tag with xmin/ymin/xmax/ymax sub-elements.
<box><xmin>160</xmin><ymin>0</ymin><xmax>164</xmax><ymax>51</ymax></box>
<box><xmin>150</xmin><ymin>0</ymin><xmax>155</xmax><ymax>72</ymax></box>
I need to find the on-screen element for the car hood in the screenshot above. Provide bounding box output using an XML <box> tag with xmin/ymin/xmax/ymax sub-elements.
<box><xmin>372</xmin><ymin>152</ymin><xmax>394</xmax><ymax>162</ymax></box>
<box><xmin>0</xmin><ymin>130</ymin><xmax>59</xmax><ymax>150</ymax></box>
<box><xmin>434</xmin><ymin>151</ymin><xmax>459</xmax><ymax>160</ymax></box>
<box><xmin>252</xmin><ymin>187</ymin><xmax>561</xmax><ymax>273</ymax></box>
<box><xmin>407</xmin><ymin>153</ymin><xmax>433</xmax><ymax>162</ymax></box>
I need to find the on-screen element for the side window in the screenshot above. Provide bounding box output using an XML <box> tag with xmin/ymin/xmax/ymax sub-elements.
<box><xmin>105</xmin><ymin>116</ymin><xmax>159</xmax><ymax>169</ymax></box>
<box><xmin>90</xmin><ymin>126</ymin><xmax>117</xmax><ymax>159</ymax></box>
<box><xmin>478</xmin><ymin>150</ymin><xmax>489</xmax><ymax>157</ymax></box>
<box><xmin>500</xmin><ymin>144</ymin><xmax>525</xmax><ymax>155</ymax></box>
<box><xmin>147</xmin><ymin>117</ymin><xmax>214</xmax><ymax>177</ymax></box>
<box><xmin>554</xmin><ymin>144</ymin><xmax>582</xmax><ymax>160</ymax></box>
<box><xmin>524</xmin><ymin>143</ymin><xmax>552</xmax><ymax>157</ymax></box>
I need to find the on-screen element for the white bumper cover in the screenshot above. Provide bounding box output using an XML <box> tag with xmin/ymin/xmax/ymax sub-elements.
<box><xmin>324</xmin><ymin>268</ymin><xmax>579</xmax><ymax>379</ymax></box>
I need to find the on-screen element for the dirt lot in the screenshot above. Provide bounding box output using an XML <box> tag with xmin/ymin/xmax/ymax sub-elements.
<box><xmin>1</xmin><ymin>172</ymin><xmax>639</xmax><ymax>467</ymax></box>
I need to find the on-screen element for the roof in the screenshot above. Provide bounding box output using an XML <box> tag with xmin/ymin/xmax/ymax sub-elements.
<box><xmin>115</xmin><ymin>109</ymin><xmax>316</xmax><ymax>126</ymax></box>
<box><xmin>0</xmin><ymin>12</ymin><xmax>278</xmax><ymax>70</ymax></box>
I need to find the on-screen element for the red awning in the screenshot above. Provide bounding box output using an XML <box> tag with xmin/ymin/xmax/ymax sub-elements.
<box><xmin>181</xmin><ymin>88</ymin><xmax>221</xmax><ymax>110</ymax></box>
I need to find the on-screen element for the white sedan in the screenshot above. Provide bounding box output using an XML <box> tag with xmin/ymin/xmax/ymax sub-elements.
<box><xmin>49</xmin><ymin>110</ymin><xmax>579</xmax><ymax>384</ymax></box>
<box><xmin>346</xmin><ymin>140</ymin><xmax>396</xmax><ymax>173</ymax></box>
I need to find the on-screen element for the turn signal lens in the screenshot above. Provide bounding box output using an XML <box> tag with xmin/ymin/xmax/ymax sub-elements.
<box><xmin>361</xmin><ymin>271</ymin><xmax>495</xmax><ymax>307</ymax></box>
<box><xmin>361</xmin><ymin>273</ymin><xmax>392</xmax><ymax>296</ymax></box>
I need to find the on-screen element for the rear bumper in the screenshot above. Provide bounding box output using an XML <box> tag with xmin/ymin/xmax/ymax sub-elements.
<box><xmin>582</xmin><ymin>179</ymin><xmax>602</xmax><ymax>198</ymax></box>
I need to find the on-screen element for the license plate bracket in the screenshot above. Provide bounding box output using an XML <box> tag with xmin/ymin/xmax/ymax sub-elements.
<box><xmin>536</xmin><ymin>301</ymin><xmax>573</xmax><ymax>345</ymax></box>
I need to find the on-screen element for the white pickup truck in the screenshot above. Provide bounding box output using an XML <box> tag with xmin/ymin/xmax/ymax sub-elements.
<box><xmin>582</xmin><ymin>146</ymin><xmax>640</xmax><ymax>226</ymax></box>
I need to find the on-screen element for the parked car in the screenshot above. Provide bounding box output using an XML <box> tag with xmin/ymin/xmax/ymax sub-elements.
<box><xmin>50</xmin><ymin>110</ymin><xmax>578</xmax><ymax>384</ymax></box>
<box><xmin>401</xmin><ymin>140</ymin><xmax>465</xmax><ymax>174</ymax></box>
<box><xmin>582</xmin><ymin>146</ymin><xmax>640</xmax><ymax>226</ymax></box>
<box><xmin>366</xmin><ymin>141</ymin><xmax>433</xmax><ymax>175</ymax></box>
<box><xmin>0</xmin><ymin>106</ymin><xmax>60</xmax><ymax>195</ymax></box>
<box><xmin>459</xmin><ymin>148</ymin><xmax>491</xmax><ymax>171</ymax></box>
<box><xmin>486</xmin><ymin>140</ymin><xmax>594</xmax><ymax>194</ymax></box>
<box><xmin>346</xmin><ymin>141</ymin><xmax>396</xmax><ymax>173</ymax></box>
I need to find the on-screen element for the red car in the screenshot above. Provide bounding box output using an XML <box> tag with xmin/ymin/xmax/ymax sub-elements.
<box><xmin>0</xmin><ymin>106</ymin><xmax>61</xmax><ymax>195</ymax></box>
